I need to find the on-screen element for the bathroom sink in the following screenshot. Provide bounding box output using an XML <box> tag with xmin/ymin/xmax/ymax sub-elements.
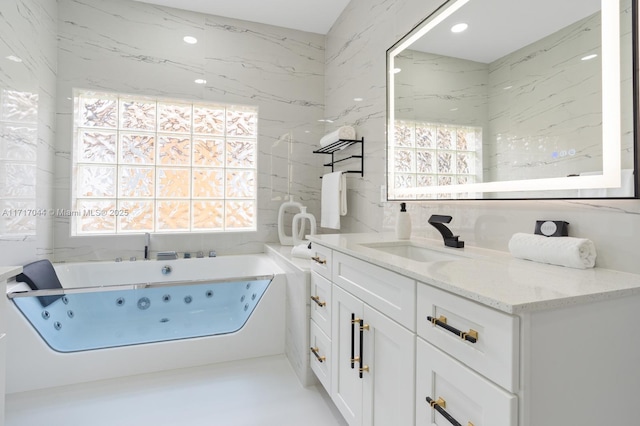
<box><xmin>358</xmin><ymin>241</ymin><xmax>467</xmax><ymax>262</ymax></box>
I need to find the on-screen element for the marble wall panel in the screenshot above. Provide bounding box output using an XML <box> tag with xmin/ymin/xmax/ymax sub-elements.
<box><xmin>54</xmin><ymin>0</ymin><xmax>325</xmax><ymax>262</ymax></box>
<box><xmin>0</xmin><ymin>0</ymin><xmax>57</xmax><ymax>266</ymax></box>
<box><xmin>326</xmin><ymin>0</ymin><xmax>640</xmax><ymax>273</ymax></box>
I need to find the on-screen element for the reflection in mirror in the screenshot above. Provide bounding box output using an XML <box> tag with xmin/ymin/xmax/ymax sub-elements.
<box><xmin>387</xmin><ymin>0</ymin><xmax>638</xmax><ymax>199</ymax></box>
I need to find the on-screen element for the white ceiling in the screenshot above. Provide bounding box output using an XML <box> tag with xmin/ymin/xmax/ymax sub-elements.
<box><xmin>410</xmin><ymin>0</ymin><xmax>601</xmax><ymax>63</ymax></box>
<box><xmin>132</xmin><ymin>0</ymin><xmax>351</xmax><ymax>34</ymax></box>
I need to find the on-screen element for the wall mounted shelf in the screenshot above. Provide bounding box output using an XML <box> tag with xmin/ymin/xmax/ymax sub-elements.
<box><xmin>313</xmin><ymin>137</ymin><xmax>364</xmax><ymax>177</ymax></box>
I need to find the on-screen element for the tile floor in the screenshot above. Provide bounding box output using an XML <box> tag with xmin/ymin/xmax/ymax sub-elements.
<box><xmin>6</xmin><ymin>355</ymin><xmax>347</xmax><ymax>426</ymax></box>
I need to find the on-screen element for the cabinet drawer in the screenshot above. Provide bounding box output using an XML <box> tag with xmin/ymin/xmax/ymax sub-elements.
<box><xmin>416</xmin><ymin>338</ymin><xmax>517</xmax><ymax>426</ymax></box>
<box><xmin>310</xmin><ymin>243</ymin><xmax>332</xmax><ymax>280</ymax></box>
<box><xmin>310</xmin><ymin>272</ymin><xmax>332</xmax><ymax>338</ymax></box>
<box><xmin>309</xmin><ymin>320</ymin><xmax>331</xmax><ymax>394</ymax></box>
<box><xmin>332</xmin><ymin>251</ymin><xmax>416</xmax><ymax>331</ymax></box>
<box><xmin>417</xmin><ymin>284</ymin><xmax>519</xmax><ymax>392</ymax></box>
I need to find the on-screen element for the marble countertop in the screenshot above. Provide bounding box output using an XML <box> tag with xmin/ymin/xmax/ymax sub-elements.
<box><xmin>307</xmin><ymin>233</ymin><xmax>640</xmax><ymax>314</ymax></box>
<box><xmin>0</xmin><ymin>266</ymin><xmax>22</xmax><ymax>283</ymax></box>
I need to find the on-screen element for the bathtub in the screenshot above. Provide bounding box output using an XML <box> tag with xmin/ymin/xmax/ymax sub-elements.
<box><xmin>5</xmin><ymin>254</ymin><xmax>286</xmax><ymax>393</ymax></box>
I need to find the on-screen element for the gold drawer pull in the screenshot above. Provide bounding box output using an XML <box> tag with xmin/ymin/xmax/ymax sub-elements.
<box><xmin>428</xmin><ymin>396</ymin><xmax>446</xmax><ymax>409</ymax></box>
<box><xmin>427</xmin><ymin>315</ymin><xmax>479</xmax><ymax>344</ymax></box>
<box><xmin>311</xmin><ymin>256</ymin><xmax>326</xmax><ymax>265</ymax></box>
<box><xmin>310</xmin><ymin>295</ymin><xmax>326</xmax><ymax>307</ymax></box>
<box><xmin>426</xmin><ymin>396</ymin><xmax>473</xmax><ymax>426</ymax></box>
<box><xmin>310</xmin><ymin>347</ymin><xmax>326</xmax><ymax>363</ymax></box>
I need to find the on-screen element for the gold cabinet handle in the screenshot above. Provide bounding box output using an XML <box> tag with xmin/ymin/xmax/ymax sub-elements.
<box><xmin>310</xmin><ymin>347</ymin><xmax>326</xmax><ymax>363</ymax></box>
<box><xmin>310</xmin><ymin>295</ymin><xmax>326</xmax><ymax>307</ymax></box>
<box><xmin>427</xmin><ymin>315</ymin><xmax>479</xmax><ymax>344</ymax></box>
<box><xmin>428</xmin><ymin>396</ymin><xmax>446</xmax><ymax>409</ymax></box>
<box><xmin>311</xmin><ymin>256</ymin><xmax>326</xmax><ymax>265</ymax></box>
<box><xmin>426</xmin><ymin>396</ymin><xmax>474</xmax><ymax>426</ymax></box>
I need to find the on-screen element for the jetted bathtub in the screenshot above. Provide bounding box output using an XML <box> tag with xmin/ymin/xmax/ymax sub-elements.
<box><xmin>5</xmin><ymin>254</ymin><xmax>286</xmax><ymax>393</ymax></box>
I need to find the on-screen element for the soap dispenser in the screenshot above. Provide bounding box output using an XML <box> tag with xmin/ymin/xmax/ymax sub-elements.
<box><xmin>395</xmin><ymin>202</ymin><xmax>411</xmax><ymax>239</ymax></box>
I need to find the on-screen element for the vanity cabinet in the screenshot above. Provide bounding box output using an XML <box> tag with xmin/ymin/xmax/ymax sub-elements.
<box><xmin>308</xmin><ymin>236</ymin><xmax>640</xmax><ymax>426</ymax></box>
<box><xmin>332</xmin><ymin>279</ymin><xmax>415</xmax><ymax>426</ymax></box>
<box><xmin>309</xmin><ymin>271</ymin><xmax>332</xmax><ymax>392</ymax></box>
<box><xmin>308</xmin><ymin>244</ymin><xmax>334</xmax><ymax>393</ymax></box>
<box><xmin>416</xmin><ymin>284</ymin><xmax>519</xmax><ymax>425</ymax></box>
<box><xmin>311</xmin><ymin>248</ymin><xmax>416</xmax><ymax>426</ymax></box>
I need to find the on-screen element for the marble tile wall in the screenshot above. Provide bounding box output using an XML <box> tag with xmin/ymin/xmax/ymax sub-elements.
<box><xmin>54</xmin><ymin>0</ymin><xmax>325</xmax><ymax>262</ymax></box>
<box><xmin>0</xmin><ymin>0</ymin><xmax>57</xmax><ymax>266</ymax></box>
<box><xmin>5</xmin><ymin>0</ymin><xmax>640</xmax><ymax>275</ymax></box>
<box><xmin>487</xmin><ymin>12</ymin><xmax>615</xmax><ymax>184</ymax></box>
<box><xmin>325</xmin><ymin>0</ymin><xmax>640</xmax><ymax>274</ymax></box>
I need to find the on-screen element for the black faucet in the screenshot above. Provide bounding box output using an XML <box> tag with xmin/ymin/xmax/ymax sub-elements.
<box><xmin>428</xmin><ymin>215</ymin><xmax>464</xmax><ymax>248</ymax></box>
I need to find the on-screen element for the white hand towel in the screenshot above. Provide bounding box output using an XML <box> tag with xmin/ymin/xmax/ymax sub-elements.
<box><xmin>291</xmin><ymin>243</ymin><xmax>313</xmax><ymax>259</ymax></box>
<box><xmin>320</xmin><ymin>126</ymin><xmax>356</xmax><ymax>147</ymax></box>
<box><xmin>321</xmin><ymin>171</ymin><xmax>346</xmax><ymax>229</ymax></box>
<box><xmin>508</xmin><ymin>233</ymin><xmax>596</xmax><ymax>269</ymax></box>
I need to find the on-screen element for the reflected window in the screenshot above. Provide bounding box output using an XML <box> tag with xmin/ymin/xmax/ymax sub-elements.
<box><xmin>72</xmin><ymin>90</ymin><xmax>258</xmax><ymax>235</ymax></box>
<box><xmin>392</xmin><ymin>119</ymin><xmax>482</xmax><ymax>199</ymax></box>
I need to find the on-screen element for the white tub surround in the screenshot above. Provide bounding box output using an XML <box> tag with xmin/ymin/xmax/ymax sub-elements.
<box><xmin>0</xmin><ymin>267</ymin><xmax>18</xmax><ymax>426</ymax></box>
<box><xmin>5</xmin><ymin>255</ymin><xmax>286</xmax><ymax>393</ymax></box>
<box><xmin>307</xmin><ymin>233</ymin><xmax>640</xmax><ymax>426</ymax></box>
<box><xmin>264</xmin><ymin>244</ymin><xmax>316</xmax><ymax>387</ymax></box>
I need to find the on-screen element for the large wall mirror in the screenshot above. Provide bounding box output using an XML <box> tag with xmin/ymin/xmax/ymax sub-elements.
<box><xmin>387</xmin><ymin>0</ymin><xmax>639</xmax><ymax>199</ymax></box>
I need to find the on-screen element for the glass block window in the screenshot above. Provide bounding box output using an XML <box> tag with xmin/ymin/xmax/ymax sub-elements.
<box><xmin>392</xmin><ymin>120</ymin><xmax>481</xmax><ymax>199</ymax></box>
<box><xmin>72</xmin><ymin>90</ymin><xmax>258</xmax><ymax>235</ymax></box>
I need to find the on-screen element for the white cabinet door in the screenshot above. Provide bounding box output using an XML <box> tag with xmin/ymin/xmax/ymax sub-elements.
<box><xmin>332</xmin><ymin>285</ymin><xmax>364</xmax><ymax>425</ymax></box>
<box><xmin>416</xmin><ymin>338</ymin><xmax>517</xmax><ymax>426</ymax></box>
<box><xmin>362</xmin><ymin>305</ymin><xmax>415</xmax><ymax>426</ymax></box>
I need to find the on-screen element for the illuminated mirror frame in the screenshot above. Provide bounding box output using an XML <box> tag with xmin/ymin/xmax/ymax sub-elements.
<box><xmin>386</xmin><ymin>0</ymin><xmax>637</xmax><ymax>198</ymax></box>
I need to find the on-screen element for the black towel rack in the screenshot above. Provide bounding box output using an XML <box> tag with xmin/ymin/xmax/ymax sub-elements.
<box><xmin>313</xmin><ymin>138</ymin><xmax>364</xmax><ymax>177</ymax></box>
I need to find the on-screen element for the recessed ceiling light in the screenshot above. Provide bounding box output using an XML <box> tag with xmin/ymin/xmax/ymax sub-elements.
<box><xmin>353</xmin><ymin>97</ymin><xmax>363</xmax><ymax>102</ymax></box>
<box><xmin>6</xmin><ymin>55</ymin><xmax>22</xmax><ymax>63</ymax></box>
<box><xmin>450</xmin><ymin>23</ymin><xmax>468</xmax><ymax>33</ymax></box>
<box><xmin>581</xmin><ymin>54</ymin><xmax>598</xmax><ymax>61</ymax></box>
<box><xmin>194</xmin><ymin>78</ymin><xmax>207</xmax><ymax>84</ymax></box>
<box><xmin>183</xmin><ymin>36</ymin><xmax>198</xmax><ymax>44</ymax></box>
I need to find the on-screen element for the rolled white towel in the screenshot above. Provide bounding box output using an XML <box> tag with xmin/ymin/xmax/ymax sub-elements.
<box><xmin>508</xmin><ymin>233</ymin><xmax>596</xmax><ymax>269</ymax></box>
<box><xmin>320</xmin><ymin>126</ymin><xmax>356</xmax><ymax>147</ymax></box>
<box><xmin>291</xmin><ymin>243</ymin><xmax>314</xmax><ymax>259</ymax></box>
